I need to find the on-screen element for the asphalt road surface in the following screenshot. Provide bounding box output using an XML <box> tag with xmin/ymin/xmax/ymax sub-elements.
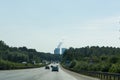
<box><xmin>0</xmin><ymin>64</ymin><xmax>100</xmax><ymax>80</ymax></box>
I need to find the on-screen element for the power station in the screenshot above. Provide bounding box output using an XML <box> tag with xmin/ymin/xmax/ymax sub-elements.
<box><xmin>54</xmin><ymin>42</ymin><xmax>66</xmax><ymax>54</ymax></box>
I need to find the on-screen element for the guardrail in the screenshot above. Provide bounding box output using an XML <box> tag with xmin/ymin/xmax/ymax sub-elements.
<box><xmin>79</xmin><ymin>71</ymin><xmax>120</xmax><ymax>80</ymax></box>
<box><xmin>62</xmin><ymin>65</ymin><xmax>120</xmax><ymax>80</ymax></box>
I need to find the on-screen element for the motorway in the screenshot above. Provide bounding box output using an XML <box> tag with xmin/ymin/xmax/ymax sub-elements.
<box><xmin>0</xmin><ymin>64</ymin><xmax>100</xmax><ymax>80</ymax></box>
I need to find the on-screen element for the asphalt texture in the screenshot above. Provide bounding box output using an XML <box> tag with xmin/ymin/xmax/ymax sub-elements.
<box><xmin>0</xmin><ymin>64</ymin><xmax>100</xmax><ymax>80</ymax></box>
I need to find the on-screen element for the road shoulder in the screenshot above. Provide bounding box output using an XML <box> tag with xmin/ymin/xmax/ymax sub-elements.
<box><xmin>60</xmin><ymin>65</ymin><xmax>100</xmax><ymax>80</ymax></box>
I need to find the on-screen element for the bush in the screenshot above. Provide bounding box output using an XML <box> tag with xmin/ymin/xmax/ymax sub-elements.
<box><xmin>109</xmin><ymin>63</ymin><xmax>120</xmax><ymax>73</ymax></box>
<box><xmin>0</xmin><ymin>59</ymin><xmax>43</xmax><ymax>70</ymax></box>
<box><xmin>74</xmin><ymin>61</ymin><xmax>88</xmax><ymax>71</ymax></box>
<box><xmin>69</xmin><ymin>60</ymin><xmax>76</xmax><ymax>68</ymax></box>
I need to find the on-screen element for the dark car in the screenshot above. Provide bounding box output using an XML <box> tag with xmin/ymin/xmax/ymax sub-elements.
<box><xmin>52</xmin><ymin>66</ymin><xmax>59</xmax><ymax>72</ymax></box>
<box><xmin>51</xmin><ymin>65</ymin><xmax>53</xmax><ymax>68</ymax></box>
<box><xmin>45</xmin><ymin>66</ymin><xmax>50</xmax><ymax>69</ymax></box>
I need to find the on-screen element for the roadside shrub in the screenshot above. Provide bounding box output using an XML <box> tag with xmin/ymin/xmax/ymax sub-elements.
<box><xmin>69</xmin><ymin>60</ymin><xmax>76</xmax><ymax>68</ymax></box>
<box><xmin>109</xmin><ymin>63</ymin><xmax>120</xmax><ymax>73</ymax></box>
<box><xmin>74</xmin><ymin>61</ymin><xmax>88</xmax><ymax>71</ymax></box>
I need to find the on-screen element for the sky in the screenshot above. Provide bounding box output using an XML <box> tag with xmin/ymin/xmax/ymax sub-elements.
<box><xmin>0</xmin><ymin>0</ymin><xmax>120</xmax><ymax>53</ymax></box>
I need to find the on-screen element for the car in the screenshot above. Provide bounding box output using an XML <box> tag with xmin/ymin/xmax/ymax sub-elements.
<box><xmin>45</xmin><ymin>66</ymin><xmax>50</xmax><ymax>69</ymax></box>
<box><xmin>52</xmin><ymin>66</ymin><xmax>59</xmax><ymax>72</ymax></box>
<box><xmin>51</xmin><ymin>65</ymin><xmax>53</xmax><ymax>68</ymax></box>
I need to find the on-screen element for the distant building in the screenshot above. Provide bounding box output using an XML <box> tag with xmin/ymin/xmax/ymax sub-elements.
<box><xmin>61</xmin><ymin>48</ymin><xmax>67</xmax><ymax>54</ymax></box>
<box><xmin>54</xmin><ymin>48</ymin><xmax>60</xmax><ymax>54</ymax></box>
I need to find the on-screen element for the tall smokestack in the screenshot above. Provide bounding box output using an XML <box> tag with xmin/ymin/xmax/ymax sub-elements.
<box><xmin>57</xmin><ymin>42</ymin><xmax>62</xmax><ymax>48</ymax></box>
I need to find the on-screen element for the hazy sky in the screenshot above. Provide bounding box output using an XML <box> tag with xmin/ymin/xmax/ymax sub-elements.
<box><xmin>0</xmin><ymin>0</ymin><xmax>120</xmax><ymax>53</ymax></box>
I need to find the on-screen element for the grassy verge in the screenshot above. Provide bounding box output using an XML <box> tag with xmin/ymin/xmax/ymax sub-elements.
<box><xmin>0</xmin><ymin>59</ymin><xmax>46</xmax><ymax>70</ymax></box>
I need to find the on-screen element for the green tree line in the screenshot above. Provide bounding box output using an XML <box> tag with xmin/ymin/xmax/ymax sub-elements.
<box><xmin>62</xmin><ymin>46</ymin><xmax>120</xmax><ymax>73</ymax></box>
<box><xmin>0</xmin><ymin>40</ymin><xmax>61</xmax><ymax>70</ymax></box>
